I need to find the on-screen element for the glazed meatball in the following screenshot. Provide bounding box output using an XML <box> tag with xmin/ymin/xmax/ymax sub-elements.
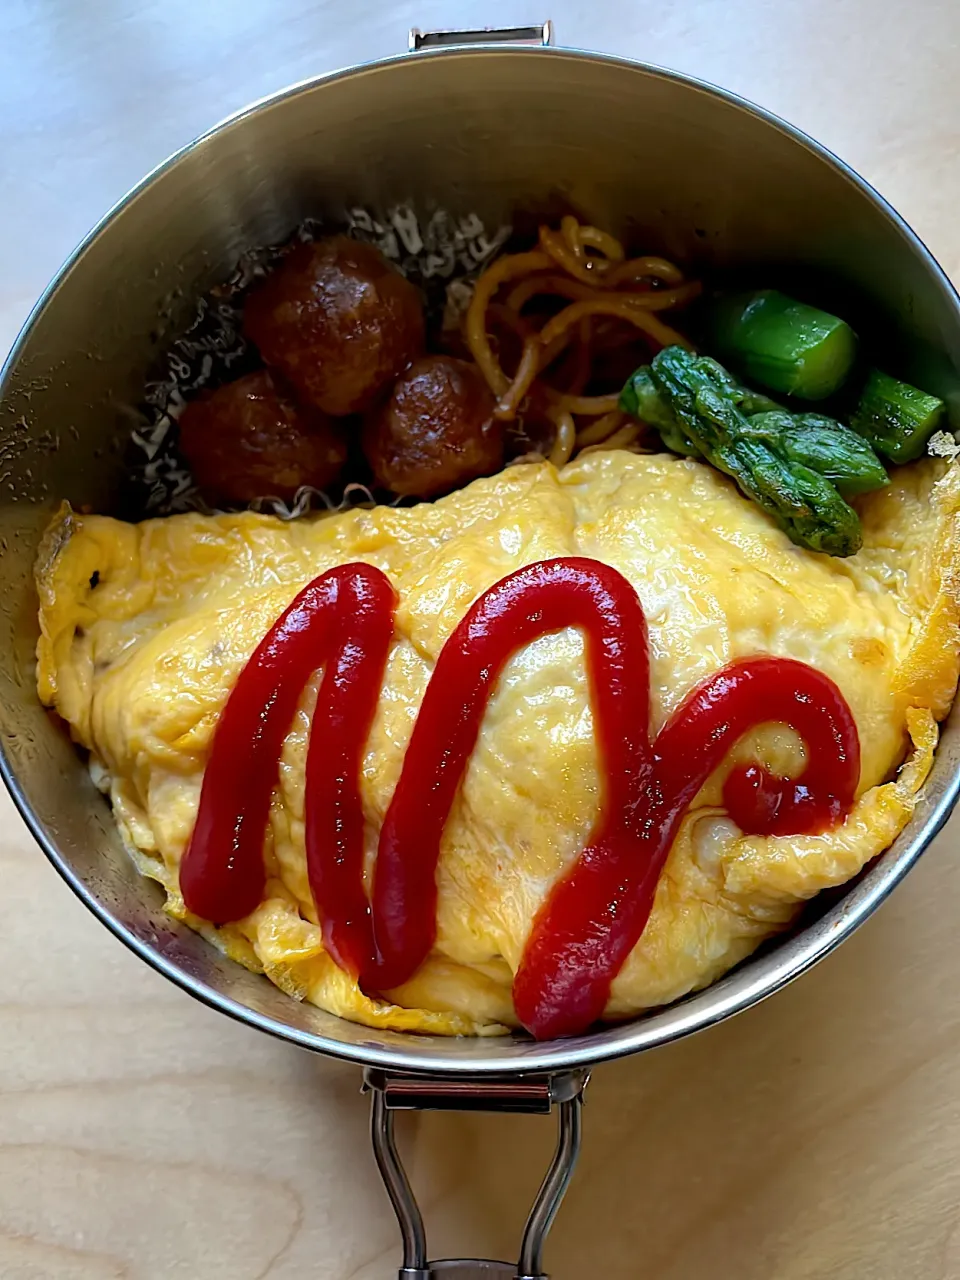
<box><xmin>363</xmin><ymin>355</ymin><xmax>504</xmax><ymax>497</ymax></box>
<box><xmin>179</xmin><ymin>369</ymin><xmax>348</xmax><ymax>505</ymax></box>
<box><xmin>244</xmin><ymin>237</ymin><xmax>425</xmax><ymax>416</ymax></box>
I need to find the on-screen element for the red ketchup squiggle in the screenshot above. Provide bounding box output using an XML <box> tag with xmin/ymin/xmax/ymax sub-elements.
<box><xmin>180</xmin><ymin>564</ymin><xmax>397</xmax><ymax>931</ymax></box>
<box><xmin>180</xmin><ymin>557</ymin><xmax>859</xmax><ymax>1040</ymax></box>
<box><xmin>369</xmin><ymin>558</ymin><xmax>652</xmax><ymax>991</ymax></box>
<box><xmin>303</xmin><ymin>567</ymin><xmax>397</xmax><ymax>975</ymax></box>
<box><xmin>513</xmin><ymin>655</ymin><xmax>859</xmax><ymax>1039</ymax></box>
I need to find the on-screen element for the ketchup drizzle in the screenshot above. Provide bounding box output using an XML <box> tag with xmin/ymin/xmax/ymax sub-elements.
<box><xmin>513</xmin><ymin>655</ymin><xmax>859</xmax><ymax>1038</ymax></box>
<box><xmin>180</xmin><ymin>556</ymin><xmax>859</xmax><ymax>1040</ymax></box>
<box><xmin>370</xmin><ymin>558</ymin><xmax>652</xmax><ymax>991</ymax></box>
<box><xmin>180</xmin><ymin>564</ymin><xmax>397</xmax><ymax>931</ymax></box>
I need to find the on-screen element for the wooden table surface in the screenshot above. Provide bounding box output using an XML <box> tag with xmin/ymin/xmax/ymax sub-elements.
<box><xmin>3</xmin><ymin>2</ymin><xmax>960</xmax><ymax>1276</ymax></box>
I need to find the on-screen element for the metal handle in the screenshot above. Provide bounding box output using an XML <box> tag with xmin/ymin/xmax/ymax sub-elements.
<box><xmin>408</xmin><ymin>22</ymin><xmax>554</xmax><ymax>52</ymax></box>
<box><xmin>365</xmin><ymin>1069</ymin><xmax>587</xmax><ymax>1279</ymax></box>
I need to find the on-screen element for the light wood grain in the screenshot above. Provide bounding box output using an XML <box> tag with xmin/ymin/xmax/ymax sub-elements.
<box><xmin>2</xmin><ymin>2</ymin><xmax>960</xmax><ymax>1276</ymax></box>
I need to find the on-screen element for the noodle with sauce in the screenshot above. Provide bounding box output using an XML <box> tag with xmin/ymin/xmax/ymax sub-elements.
<box><xmin>464</xmin><ymin>217</ymin><xmax>700</xmax><ymax>465</ymax></box>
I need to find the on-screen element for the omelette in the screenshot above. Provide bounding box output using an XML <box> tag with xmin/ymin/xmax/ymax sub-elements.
<box><xmin>35</xmin><ymin>451</ymin><xmax>960</xmax><ymax>1035</ymax></box>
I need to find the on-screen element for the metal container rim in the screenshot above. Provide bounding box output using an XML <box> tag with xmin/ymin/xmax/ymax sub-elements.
<box><xmin>3</xmin><ymin>41</ymin><xmax>959</xmax><ymax>1077</ymax></box>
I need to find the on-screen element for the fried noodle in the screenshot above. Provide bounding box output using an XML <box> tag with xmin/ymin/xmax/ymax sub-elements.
<box><xmin>464</xmin><ymin>218</ymin><xmax>699</xmax><ymax>465</ymax></box>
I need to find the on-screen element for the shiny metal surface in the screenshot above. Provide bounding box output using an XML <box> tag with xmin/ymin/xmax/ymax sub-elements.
<box><xmin>371</xmin><ymin>1088</ymin><xmax>429</xmax><ymax>1276</ymax></box>
<box><xmin>365</xmin><ymin>1069</ymin><xmax>588</xmax><ymax>1113</ymax></box>
<box><xmin>516</xmin><ymin>1090</ymin><xmax>583</xmax><ymax>1279</ymax></box>
<box><xmin>427</xmin><ymin>1264</ymin><xmax>514</xmax><ymax>1278</ymax></box>
<box><xmin>1</xmin><ymin>45</ymin><xmax>960</xmax><ymax>1082</ymax></box>
<box><xmin>369</xmin><ymin>1070</ymin><xmax>586</xmax><ymax>1278</ymax></box>
<box><xmin>408</xmin><ymin>22</ymin><xmax>553</xmax><ymax>50</ymax></box>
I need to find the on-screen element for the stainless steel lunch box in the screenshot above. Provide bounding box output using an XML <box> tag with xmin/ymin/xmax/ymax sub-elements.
<box><xmin>2</xmin><ymin>24</ymin><xmax>959</xmax><ymax>1278</ymax></box>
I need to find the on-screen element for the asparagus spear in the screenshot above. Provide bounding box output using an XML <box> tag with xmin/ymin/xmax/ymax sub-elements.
<box><xmin>621</xmin><ymin>359</ymin><xmax>780</xmax><ymax>430</ymax></box>
<box><xmin>850</xmin><ymin>368</ymin><xmax>946</xmax><ymax>463</ymax></box>
<box><xmin>695</xmin><ymin>357</ymin><xmax>782</xmax><ymax>415</ymax></box>
<box><xmin>619</xmin><ymin>367</ymin><xmax>700</xmax><ymax>456</ymax></box>
<box><xmin>649</xmin><ymin>347</ymin><xmax>863</xmax><ymax>556</ymax></box>
<box><xmin>620</xmin><ymin>354</ymin><xmax>887</xmax><ymax>499</ymax></box>
<box><xmin>746</xmin><ymin>410</ymin><xmax>888</xmax><ymax>496</ymax></box>
<box><xmin>709</xmin><ymin>289</ymin><xmax>858</xmax><ymax>400</ymax></box>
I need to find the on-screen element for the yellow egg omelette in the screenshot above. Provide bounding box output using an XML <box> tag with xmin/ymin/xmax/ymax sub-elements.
<box><xmin>34</xmin><ymin>451</ymin><xmax>960</xmax><ymax>1035</ymax></box>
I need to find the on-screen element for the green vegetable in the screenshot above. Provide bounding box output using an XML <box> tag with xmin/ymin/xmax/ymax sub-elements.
<box><xmin>618</xmin><ymin>361</ymin><xmax>778</xmax><ymax>454</ymax></box>
<box><xmin>709</xmin><ymin>289</ymin><xmax>858</xmax><ymax>400</ymax></box>
<box><xmin>619</xmin><ymin>367</ymin><xmax>699</xmax><ymax>456</ymax></box>
<box><xmin>746</xmin><ymin>410</ymin><xmax>888</xmax><ymax>496</ymax></box>
<box><xmin>620</xmin><ymin>353</ymin><xmax>887</xmax><ymax>501</ymax></box>
<box><xmin>850</xmin><ymin>368</ymin><xmax>945</xmax><ymax>463</ymax></box>
<box><xmin>649</xmin><ymin>346</ymin><xmax>863</xmax><ymax>556</ymax></box>
<box><xmin>695</xmin><ymin>357</ymin><xmax>782</xmax><ymax>415</ymax></box>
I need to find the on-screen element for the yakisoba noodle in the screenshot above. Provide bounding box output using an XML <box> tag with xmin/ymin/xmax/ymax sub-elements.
<box><xmin>465</xmin><ymin>217</ymin><xmax>701</xmax><ymax>464</ymax></box>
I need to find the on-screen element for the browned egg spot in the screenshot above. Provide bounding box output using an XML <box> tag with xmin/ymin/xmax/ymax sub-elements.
<box><xmin>851</xmin><ymin>637</ymin><xmax>889</xmax><ymax>667</ymax></box>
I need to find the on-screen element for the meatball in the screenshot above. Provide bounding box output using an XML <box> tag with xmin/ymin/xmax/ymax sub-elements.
<box><xmin>179</xmin><ymin>369</ymin><xmax>348</xmax><ymax>505</ymax></box>
<box><xmin>244</xmin><ymin>236</ymin><xmax>425</xmax><ymax>416</ymax></box>
<box><xmin>362</xmin><ymin>355</ymin><xmax>504</xmax><ymax>497</ymax></box>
